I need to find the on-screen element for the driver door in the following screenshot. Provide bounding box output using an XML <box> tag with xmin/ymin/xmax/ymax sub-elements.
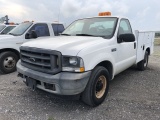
<box><xmin>116</xmin><ymin>19</ymin><xmax>136</xmax><ymax>74</ymax></box>
<box><xmin>24</xmin><ymin>23</ymin><xmax>50</xmax><ymax>42</ymax></box>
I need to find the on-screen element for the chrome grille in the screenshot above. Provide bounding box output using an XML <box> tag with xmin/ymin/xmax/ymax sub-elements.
<box><xmin>20</xmin><ymin>46</ymin><xmax>62</xmax><ymax>74</ymax></box>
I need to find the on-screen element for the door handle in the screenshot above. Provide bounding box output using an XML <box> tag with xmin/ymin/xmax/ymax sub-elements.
<box><xmin>134</xmin><ymin>42</ymin><xmax>136</xmax><ymax>49</ymax></box>
<box><xmin>143</xmin><ymin>45</ymin><xmax>145</xmax><ymax>50</ymax></box>
<box><xmin>111</xmin><ymin>48</ymin><xmax>117</xmax><ymax>52</ymax></box>
<box><xmin>16</xmin><ymin>42</ymin><xmax>24</xmax><ymax>44</ymax></box>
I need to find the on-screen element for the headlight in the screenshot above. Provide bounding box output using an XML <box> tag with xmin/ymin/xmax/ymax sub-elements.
<box><xmin>62</xmin><ymin>56</ymin><xmax>85</xmax><ymax>72</ymax></box>
<box><xmin>69</xmin><ymin>57</ymin><xmax>78</xmax><ymax>65</ymax></box>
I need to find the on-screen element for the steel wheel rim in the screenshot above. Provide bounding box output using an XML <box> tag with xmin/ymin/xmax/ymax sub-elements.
<box><xmin>95</xmin><ymin>75</ymin><xmax>107</xmax><ymax>99</ymax></box>
<box><xmin>3</xmin><ymin>56</ymin><xmax>16</xmax><ymax>70</ymax></box>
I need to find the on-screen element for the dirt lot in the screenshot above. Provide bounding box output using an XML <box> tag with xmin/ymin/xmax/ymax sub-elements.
<box><xmin>155</xmin><ymin>38</ymin><xmax>160</xmax><ymax>45</ymax></box>
<box><xmin>0</xmin><ymin>46</ymin><xmax>160</xmax><ymax>120</ymax></box>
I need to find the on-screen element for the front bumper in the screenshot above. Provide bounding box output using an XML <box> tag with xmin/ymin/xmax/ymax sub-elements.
<box><xmin>17</xmin><ymin>61</ymin><xmax>91</xmax><ymax>95</ymax></box>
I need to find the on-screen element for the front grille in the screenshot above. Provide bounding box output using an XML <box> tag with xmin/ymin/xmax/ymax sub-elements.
<box><xmin>20</xmin><ymin>46</ymin><xmax>62</xmax><ymax>74</ymax></box>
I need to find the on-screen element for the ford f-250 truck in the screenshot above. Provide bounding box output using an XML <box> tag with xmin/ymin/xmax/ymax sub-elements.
<box><xmin>0</xmin><ymin>21</ymin><xmax>64</xmax><ymax>74</ymax></box>
<box><xmin>17</xmin><ymin>12</ymin><xmax>155</xmax><ymax>106</ymax></box>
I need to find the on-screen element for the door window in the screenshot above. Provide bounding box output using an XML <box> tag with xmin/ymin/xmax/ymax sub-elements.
<box><xmin>118</xmin><ymin>19</ymin><xmax>132</xmax><ymax>35</ymax></box>
<box><xmin>28</xmin><ymin>23</ymin><xmax>50</xmax><ymax>37</ymax></box>
<box><xmin>52</xmin><ymin>24</ymin><xmax>65</xmax><ymax>36</ymax></box>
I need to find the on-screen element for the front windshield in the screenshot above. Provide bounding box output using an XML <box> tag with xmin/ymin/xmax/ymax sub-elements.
<box><xmin>9</xmin><ymin>22</ymin><xmax>32</xmax><ymax>36</ymax></box>
<box><xmin>0</xmin><ymin>25</ymin><xmax>5</xmax><ymax>32</ymax></box>
<box><xmin>62</xmin><ymin>17</ymin><xmax>118</xmax><ymax>38</ymax></box>
<box><xmin>1</xmin><ymin>26</ymin><xmax>16</xmax><ymax>34</ymax></box>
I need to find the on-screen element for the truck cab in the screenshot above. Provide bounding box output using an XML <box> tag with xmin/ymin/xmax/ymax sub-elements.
<box><xmin>0</xmin><ymin>21</ymin><xmax>65</xmax><ymax>74</ymax></box>
<box><xmin>17</xmin><ymin>12</ymin><xmax>155</xmax><ymax>106</ymax></box>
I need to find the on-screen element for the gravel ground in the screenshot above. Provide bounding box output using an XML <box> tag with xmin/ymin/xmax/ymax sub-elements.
<box><xmin>0</xmin><ymin>46</ymin><xmax>160</xmax><ymax>120</ymax></box>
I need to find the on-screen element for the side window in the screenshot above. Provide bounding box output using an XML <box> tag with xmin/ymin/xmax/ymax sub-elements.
<box><xmin>118</xmin><ymin>19</ymin><xmax>132</xmax><ymax>35</ymax></box>
<box><xmin>52</xmin><ymin>24</ymin><xmax>65</xmax><ymax>36</ymax></box>
<box><xmin>28</xmin><ymin>23</ymin><xmax>50</xmax><ymax>37</ymax></box>
<box><xmin>58</xmin><ymin>24</ymin><xmax>65</xmax><ymax>34</ymax></box>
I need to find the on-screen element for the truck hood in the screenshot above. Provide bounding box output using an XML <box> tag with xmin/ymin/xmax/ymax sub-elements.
<box><xmin>0</xmin><ymin>35</ymin><xmax>18</xmax><ymax>42</ymax></box>
<box><xmin>22</xmin><ymin>36</ymin><xmax>106</xmax><ymax>56</ymax></box>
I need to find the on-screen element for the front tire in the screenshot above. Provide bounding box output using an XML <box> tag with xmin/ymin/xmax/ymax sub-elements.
<box><xmin>0</xmin><ymin>51</ymin><xmax>18</xmax><ymax>74</ymax></box>
<box><xmin>81</xmin><ymin>66</ymin><xmax>110</xmax><ymax>107</ymax></box>
<box><xmin>137</xmin><ymin>51</ymin><xmax>149</xmax><ymax>71</ymax></box>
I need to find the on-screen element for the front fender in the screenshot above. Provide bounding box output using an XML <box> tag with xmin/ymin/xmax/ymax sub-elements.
<box><xmin>79</xmin><ymin>51</ymin><xmax>116</xmax><ymax>76</ymax></box>
<box><xmin>0</xmin><ymin>44</ymin><xmax>20</xmax><ymax>52</ymax></box>
<box><xmin>84</xmin><ymin>53</ymin><xmax>115</xmax><ymax>71</ymax></box>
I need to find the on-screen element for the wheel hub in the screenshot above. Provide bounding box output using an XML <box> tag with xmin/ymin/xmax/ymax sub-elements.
<box><xmin>95</xmin><ymin>75</ymin><xmax>107</xmax><ymax>99</ymax></box>
<box><xmin>3</xmin><ymin>57</ymin><xmax>16</xmax><ymax>69</ymax></box>
<box><xmin>96</xmin><ymin>81</ymin><xmax>103</xmax><ymax>92</ymax></box>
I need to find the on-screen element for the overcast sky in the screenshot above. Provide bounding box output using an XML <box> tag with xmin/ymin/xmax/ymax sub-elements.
<box><xmin>0</xmin><ymin>0</ymin><xmax>160</xmax><ymax>31</ymax></box>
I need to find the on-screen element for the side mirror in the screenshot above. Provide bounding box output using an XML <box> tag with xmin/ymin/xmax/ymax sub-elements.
<box><xmin>30</xmin><ymin>30</ymin><xmax>37</xmax><ymax>39</ymax></box>
<box><xmin>118</xmin><ymin>34</ymin><xmax>135</xmax><ymax>43</ymax></box>
<box><xmin>25</xmin><ymin>30</ymin><xmax>37</xmax><ymax>39</ymax></box>
<box><xmin>25</xmin><ymin>33</ymin><xmax>30</xmax><ymax>39</ymax></box>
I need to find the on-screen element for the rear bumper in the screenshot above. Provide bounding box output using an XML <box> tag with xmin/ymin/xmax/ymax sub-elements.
<box><xmin>17</xmin><ymin>60</ymin><xmax>91</xmax><ymax>95</ymax></box>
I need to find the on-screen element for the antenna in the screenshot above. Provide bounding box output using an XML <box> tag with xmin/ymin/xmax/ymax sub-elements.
<box><xmin>56</xmin><ymin>1</ymin><xmax>61</xmax><ymax>36</ymax></box>
<box><xmin>58</xmin><ymin>1</ymin><xmax>61</xmax><ymax>23</ymax></box>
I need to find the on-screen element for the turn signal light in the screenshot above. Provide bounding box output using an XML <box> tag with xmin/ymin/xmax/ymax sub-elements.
<box><xmin>80</xmin><ymin>67</ymin><xmax>85</xmax><ymax>72</ymax></box>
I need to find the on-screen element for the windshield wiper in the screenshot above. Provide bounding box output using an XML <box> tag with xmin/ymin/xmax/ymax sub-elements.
<box><xmin>76</xmin><ymin>34</ymin><xmax>105</xmax><ymax>38</ymax></box>
<box><xmin>9</xmin><ymin>33</ymin><xmax>19</xmax><ymax>36</ymax></box>
<box><xmin>9</xmin><ymin>33</ymin><xmax>16</xmax><ymax>36</ymax></box>
<box><xmin>76</xmin><ymin>34</ymin><xmax>95</xmax><ymax>36</ymax></box>
<box><xmin>61</xmin><ymin>33</ymin><xmax>71</xmax><ymax>36</ymax></box>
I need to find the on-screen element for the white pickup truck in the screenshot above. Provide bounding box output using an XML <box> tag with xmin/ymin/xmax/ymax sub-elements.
<box><xmin>17</xmin><ymin>13</ymin><xmax>155</xmax><ymax>106</ymax></box>
<box><xmin>0</xmin><ymin>21</ymin><xmax>65</xmax><ymax>74</ymax></box>
<box><xmin>0</xmin><ymin>24</ymin><xmax>17</xmax><ymax>34</ymax></box>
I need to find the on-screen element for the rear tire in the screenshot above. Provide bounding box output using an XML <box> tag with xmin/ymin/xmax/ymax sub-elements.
<box><xmin>137</xmin><ymin>51</ymin><xmax>149</xmax><ymax>71</ymax></box>
<box><xmin>0</xmin><ymin>51</ymin><xmax>19</xmax><ymax>74</ymax></box>
<box><xmin>81</xmin><ymin>66</ymin><xmax>110</xmax><ymax>107</ymax></box>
